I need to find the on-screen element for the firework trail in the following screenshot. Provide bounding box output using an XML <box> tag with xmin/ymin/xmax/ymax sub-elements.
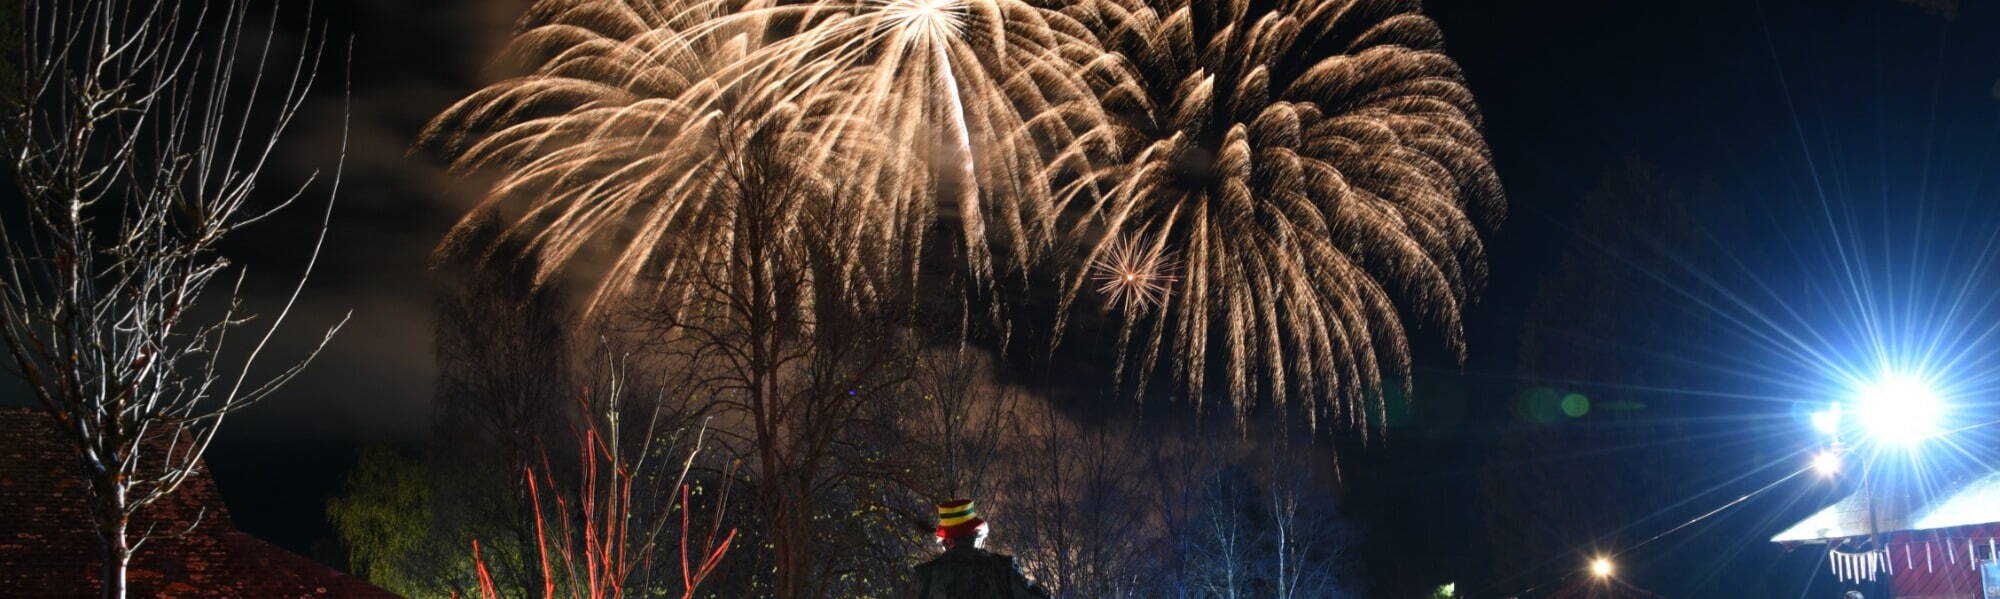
<box><xmin>423</xmin><ymin>0</ymin><xmax>1110</xmax><ymax>314</ymax></box>
<box><xmin>427</xmin><ymin>0</ymin><xmax>1505</xmax><ymax>435</ymax></box>
<box><xmin>1056</xmin><ymin>0</ymin><xmax>1505</xmax><ymax>431</ymax></box>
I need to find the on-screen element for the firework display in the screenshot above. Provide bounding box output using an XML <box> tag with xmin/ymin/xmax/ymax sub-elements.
<box><xmin>424</xmin><ymin>0</ymin><xmax>1108</xmax><ymax>312</ymax></box>
<box><xmin>1089</xmin><ymin>234</ymin><xmax>1179</xmax><ymax>313</ymax></box>
<box><xmin>428</xmin><ymin>0</ymin><xmax>1503</xmax><ymax>430</ymax></box>
<box><xmin>1057</xmin><ymin>0</ymin><xmax>1504</xmax><ymax>429</ymax></box>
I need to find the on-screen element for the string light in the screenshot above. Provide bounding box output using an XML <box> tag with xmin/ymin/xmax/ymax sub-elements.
<box><xmin>1590</xmin><ymin>557</ymin><xmax>1614</xmax><ymax>578</ymax></box>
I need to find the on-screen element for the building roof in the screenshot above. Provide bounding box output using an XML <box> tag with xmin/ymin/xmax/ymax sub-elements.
<box><xmin>1771</xmin><ymin>467</ymin><xmax>2000</xmax><ymax>544</ymax></box>
<box><xmin>0</xmin><ymin>407</ymin><xmax>399</xmax><ymax>598</ymax></box>
<box><xmin>1910</xmin><ymin>470</ymin><xmax>2000</xmax><ymax>531</ymax></box>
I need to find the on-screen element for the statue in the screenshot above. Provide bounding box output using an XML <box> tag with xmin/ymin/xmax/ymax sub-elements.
<box><xmin>913</xmin><ymin>499</ymin><xmax>1048</xmax><ymax>599</ymax></box>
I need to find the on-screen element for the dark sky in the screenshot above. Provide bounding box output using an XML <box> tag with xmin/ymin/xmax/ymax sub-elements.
<box><xmin>1357</xmin><ymin>0</ymin><xmax>2000</xmax><ymax>596</ymax></box>
<box><xmin>10</xmin><ymin>0</ymin><xmax>1997</xmax><ymax>596</ymax></box>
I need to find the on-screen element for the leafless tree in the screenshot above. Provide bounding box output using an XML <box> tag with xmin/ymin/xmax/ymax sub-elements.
<box><xmin>430</xmin><ymin>228</ymin><xmax>578</xmax><ymax>596</ymax></box>
<box><xmin>620</xmin><ymin>120</ymin><xmax>922</xmax><ymax>598</ymax></box>
<box><xmin>997</xmin><ymin>402</ymin><xmax>1157</xmax><ymax>598</ymax></box>
<box><xmin>465</xmin><ymin>359</ymin><xmax>738</xmax><ymax>599</ymax></box>
<box><xmin>434</xmin><ymin>229</ymin><xmax>575</xmax><ymax>477</ymax></box>
<box><xmin>906</xmin><ymin>347</ymin><xmax>1027</xmax><ymax>506</ymax></box>
<box><xmin>0</xmin><ymin>1</ymin><xmax>342</xmax><ymax>597</ymax></box>
<box><xmin>1176</xmin><ymin>447</ymin><xmax>1349</xmax><ymax>599</ymax></box>
<box><xmin>985</xmin><ymin>413</ymin><xmax>1353</xmax><ymax>599</ymax></box>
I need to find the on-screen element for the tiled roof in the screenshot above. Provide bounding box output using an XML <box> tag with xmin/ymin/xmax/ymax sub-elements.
<box><xmin>1772</xmin><ymin>468</ymin><xmax>2000</xmax><ymax>543</ymax></box>
<box><xmin>0</xmin><ymin>408</ymin><xmax>399</xmax><ymax>598</ymax></box>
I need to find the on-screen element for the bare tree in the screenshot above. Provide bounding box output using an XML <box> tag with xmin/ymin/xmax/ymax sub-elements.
<box><xmin>0</xmin><ymin>1</ymin><xmax>342</xmax><ymax>597</ymax></box>
<box><xmin>1176</xmin><ymin>448</ymin><xmax>1349</xmax><ymax>599</ymax></box>
<box><xmin>987</xmin><ymin>414</ymin><xmax>1354</xmax><ymax>599</ymax></box>
<box><xmin>434</xmin><ymin>233</ymin><xmax>574</xmax><ymax>473</ymax></box>
<box><xmin>621</xmin><ymin>120</ymin><xmax>922</xmax><ymax>598</ymax></box>
<box><xmin>429</xmin><ymin>228</ymin><xmax>579</xmax><ymax>596</ymax></box>
<box><xmin>999</xmin><ymin>402</ymin><xmax>1157</xmax><ymax>598</ymax></box>
<box><xmin>906</xmin><ymin>347</ymin><xmax>1027</xmax><ymax>506</ymax></box>
<box><xmin>466</xmin><ymin>362</ymin><xmax>738</xmax><ymax>599</ymax></box>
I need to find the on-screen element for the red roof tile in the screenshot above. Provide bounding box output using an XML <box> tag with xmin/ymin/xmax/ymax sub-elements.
<box><xmin>0</xmin><ymin>408</ymin><xmax>399</xmax><ymax>598</ymax></box>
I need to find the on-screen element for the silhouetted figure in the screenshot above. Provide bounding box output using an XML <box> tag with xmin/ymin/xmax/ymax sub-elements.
<box><xmin>914</xmin><ymin>499</ymin><xmax>1047</xmax><ymax>599</ymax></box>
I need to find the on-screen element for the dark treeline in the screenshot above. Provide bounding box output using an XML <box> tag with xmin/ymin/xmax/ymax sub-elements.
<box><xmin>323</xmin><ymin>139</ymin><xmax>1360</xmax><ymax>598</ymax></box>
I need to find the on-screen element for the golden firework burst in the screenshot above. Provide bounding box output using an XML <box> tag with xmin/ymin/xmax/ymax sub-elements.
<box><xmin>426</xmin><ymin>0</ymin><xmax>1506</xmax><ymax>434</ymax></box>
<box><xmin>423</xmin><ymin>0</ymin><xmax>1113</xmax><ymax>315</ymax></box>
<box><xmin>1054</xmin><ymin>0</ymin><xmax>1505</xmax><ymax>430</ymax></box>
<box><xmin>1089</xmin><ymin>235</ymin><xmax>1178</xmax><ymax>313</ymax></box>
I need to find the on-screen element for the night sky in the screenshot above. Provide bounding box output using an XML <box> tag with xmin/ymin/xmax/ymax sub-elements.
<box><xmin>9</xmin><ymin>0</ymin><xmax>1997</xmax><ymax>596</ymax></box>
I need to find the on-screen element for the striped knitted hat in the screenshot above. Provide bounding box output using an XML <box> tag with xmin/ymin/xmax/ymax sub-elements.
<box><xmin>935</xmin><ymin>499</ymin><xmax>987</xmax><ymax>539</ymax></box>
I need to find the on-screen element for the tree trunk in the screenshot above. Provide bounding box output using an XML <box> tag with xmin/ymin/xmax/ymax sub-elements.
<box><xmin>776</xmin><ymin>479</ymin><xmax>816</xmax><ymax>599</ymax></box>
<box><xmin>775</xmin><ymin>512</ymin><xmax>799</xmax><ymax>599</ymax></box>
<box><xmin>102</xmin><ymin>536</ymin><xmax>128</xmax><ymax>599</ymax></box>
<box><xmin>98</xmin><ymin>503</ymin><xmax>129</xmax><ymax>599</ymax></box>
<box><xmin>759</xmin><ymin>469</ymin><xmax>809</xmax><ymax>599</ymax></box>
<box><xmin>87</xmin><ymin>456</ymin><xmax>131</xmax><ymax>599</ymax></box>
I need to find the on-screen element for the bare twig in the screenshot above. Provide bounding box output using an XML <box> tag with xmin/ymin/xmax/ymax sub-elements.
<box><xmin>0</xmin><ymin>1</ymin><xmax>344</xmax><ymax>597</ymax></box>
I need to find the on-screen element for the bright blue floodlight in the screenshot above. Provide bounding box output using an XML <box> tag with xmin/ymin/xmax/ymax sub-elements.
<box><xmin>1852</xmin><ymin>373</ymin><xmax>1943</xmax><ymax>446</ymax></box>
<box><xmin>1811</xmin><ymin>450</ymin><xmax>1843</xmax><ymax>477</ymax></box>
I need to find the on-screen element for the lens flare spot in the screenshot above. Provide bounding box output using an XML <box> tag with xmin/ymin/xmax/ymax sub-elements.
<box><xmin>1560</xmin><ymin>393</ymin><xmax>1590</xmax><ymax>418</ymax></box>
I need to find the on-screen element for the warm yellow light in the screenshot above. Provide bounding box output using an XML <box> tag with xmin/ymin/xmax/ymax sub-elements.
<box><xmin>1591</xmin><ymin>558</ymin><xmax>1613</xmax><ymax>578</ymax></box>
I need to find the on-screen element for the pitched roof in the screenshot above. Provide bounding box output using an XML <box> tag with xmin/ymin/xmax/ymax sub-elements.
<box><xmin>0</xmin><ymin>407</ymin><xmax>399</xmax><ymax>598</ymax></box>
<box><xmin>1771</xmin><ymin>467</ymin><xmax>2000</xmax><ymax>544</ymax></box>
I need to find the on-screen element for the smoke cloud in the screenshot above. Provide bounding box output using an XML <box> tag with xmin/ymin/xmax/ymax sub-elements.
<box><xmin>219</xmin><ymin>0</ymin><xmax>533</xmax><ymax>441</ymax></box>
